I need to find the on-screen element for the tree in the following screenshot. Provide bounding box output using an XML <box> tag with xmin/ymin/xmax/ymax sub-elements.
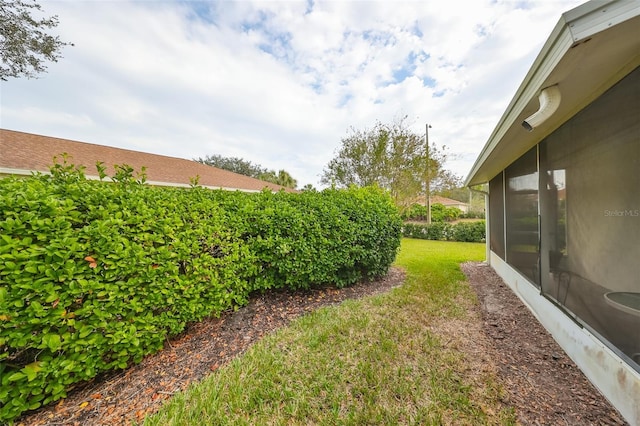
<box><xmin>321</xmin><ymin>118</ymin><xmax>460</xmax><ymax>211</ymax></box>
<box><xmin>259</xmin><ymin>169</ymin><xmax>297</xmax><ymax>189</ymax></box>
<box><xmin>195</xmin><ymin>154</ymin><xmax>266</xmax><ymax>178</ymax></box>
<box><xmin>436</xmin><ymin>186</ymin><xmax>470</xmax><ymax>203</ymax></box>
<box><xmin>195</xmin><ymin>154</ymin><xmax>298</xmax><ymax>189</ymax></box>
<box><xmin>427</xmin><ymin>157</ymin><xmax>461</xmax><ymax>194</ymax></box>
<box><xmin>1</xmin><ymin>0</ymin><xmax>73</xmax><ymax>80</ymax></box>
<box><xmin>276</xmin><ymin>170</ymin><xmax>297</xmax><ymax>189</ymax></box>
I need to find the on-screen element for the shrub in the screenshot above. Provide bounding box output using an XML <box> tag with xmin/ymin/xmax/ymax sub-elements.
<box><xmin>401</xmin><ymin>203</ymin><xmax>428</xmax><ymax>221</ymax></box>
<box><xmin>0</xmin><ymin>165</ymin><xmax>401</xmax><ymax>422</ymax></box>
<box><xmin>402</xmin><ymin>203</ymin><xmax>462</xmax><ymax>222</ymax></box>
<box><xmin>401</xmin><ymin>220</ymin><xmax>485</xmax><ymax>243</ymax></box>
<box><xmin>402</xmin><ymin>222</ymin><xmax>449</xmax><ymax>240</ymax></box>
<box><xmin>460</xmin><ymin>210</ymin><xmax>485</xmax><ymax>219</ymax></box>
<box><xmin>430</xmin><ymin>203</ymin><xmax>462</xmax><ymax>222</ymax></box>
<box><xmin>448</xmin><ymin>221</ymin><xmax>486</xmax><ymax>243</ymax></box>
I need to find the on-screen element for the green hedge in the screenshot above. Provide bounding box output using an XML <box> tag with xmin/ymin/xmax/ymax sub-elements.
<box><xmin>402</xmin><ymin>221</ymin><xmax>485</xmax><ymax>243</ymax></box>
<box><xmin>459</xmin><ymin>210</ymin><xmax>485</xmax><ymax>219</ymax></box>
<box><xmin>401</xmin><ymin>203</ymin><xmax>462</xmax><ymax>222</ymax></box>
<box><xmin>0</xmin><ymin>166</ymin><xmax>401</xmax><ymax>423</ymax></box>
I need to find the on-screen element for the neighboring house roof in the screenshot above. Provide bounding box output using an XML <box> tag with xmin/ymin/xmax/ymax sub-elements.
<box><xmin>465</xmin><ymin>0</ymin><xmax>640</xmax><ymax>186</ymax></box>
<box><xmin>411</xmin><ymin>195</ymin><xmax>470</xmax><ymax>210</ymax></box>
<box><xmin>412</xmin><ymin>195</ymin><xmax>468</xmax><ymax>207</ymax></box>
<box><xmin>430</xmin><ymin>196</ymin><xmax>469</xmax><ymax>208</ymax></box>
<box><xmin>0</xmin><ymin>129</ymin><xmax>293</xmax><ymax>192</ymax></box>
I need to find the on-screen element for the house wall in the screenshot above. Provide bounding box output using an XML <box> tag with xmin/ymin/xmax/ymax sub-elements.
<box><xmin>485</xmin><ymin>66</ymin><xmax>640</xmax><ymax>424</ymax></box>
<box><xmin>449</xmin><ymin>203</ymin><xmax>469</xmax><ymax>213</ymax></box>
<box><xmin>490</xmin><ymin>252</ymin><xmax>640</xmax><ymax>425</ymax></box>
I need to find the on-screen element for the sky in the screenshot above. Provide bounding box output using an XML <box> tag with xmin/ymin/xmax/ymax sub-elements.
<box><xmin>1</xmin><ymin>0</ymin><xmax>587</xmax><ymax>188</ymax></box>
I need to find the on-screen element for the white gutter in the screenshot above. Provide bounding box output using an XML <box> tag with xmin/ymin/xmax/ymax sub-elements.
<box><xmin>464</xmin><ymin>0</ymin><xmax>640</xmax><ymax>187</ymax></box>
<box><xmin>522</xmin><ymin>85</ymin><xmax>562</xmax><ymax>131</ymax></box>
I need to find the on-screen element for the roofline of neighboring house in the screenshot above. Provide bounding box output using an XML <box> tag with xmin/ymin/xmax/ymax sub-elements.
<box><xmin>0</xmin><ymin>167</ymin><xmax>263</xmax><ymax>193</ymax></box>
<box><xmin>410</xmin><ymin>196</ymin><xmax>470</xmax><ymax>206</ymax></box>
<box><xmin>465</xmin><ymin>0</ymin><xmax>640</xmax><ymax>186</ymax></box>
<box><xmin>0</xmin><ymin>129</ymin><xmax>295</xmax><ymax>192</ymax></box>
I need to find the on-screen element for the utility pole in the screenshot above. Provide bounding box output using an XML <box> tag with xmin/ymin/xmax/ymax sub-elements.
<box><xmin>425</xmin><ymin>124</ymin><xmax>432</xmax><ymax>224</ymax></box>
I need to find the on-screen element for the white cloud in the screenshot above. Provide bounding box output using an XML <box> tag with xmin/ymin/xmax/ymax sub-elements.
<box><xmin>0</xmin><ymin>0</ymin><xmax>586</xmax><ymax>188</ymax></box>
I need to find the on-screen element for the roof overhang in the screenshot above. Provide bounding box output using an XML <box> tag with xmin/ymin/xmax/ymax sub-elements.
<box><xmin>465</xmin><ymin>0</ymin><xmax>640</xmax><ymax>186</ymax></box>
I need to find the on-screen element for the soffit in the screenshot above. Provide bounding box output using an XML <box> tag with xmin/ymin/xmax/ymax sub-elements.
<box><xmin>465</xmin><ymin>0</ymin><xmax>640</xmax><ymax>186</ymax></box>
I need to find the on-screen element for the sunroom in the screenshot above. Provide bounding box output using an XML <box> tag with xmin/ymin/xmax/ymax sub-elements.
<box><xmin>465</xmin><ymin>1</ymin><xmax>640</xmax><ymax>424</ymax></box>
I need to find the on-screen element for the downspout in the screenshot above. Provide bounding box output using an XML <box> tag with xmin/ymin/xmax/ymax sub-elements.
<box><xmin>470</xmin><ymin>186</ymin><xmax>490</xmax><ymax>264</ymax></box>
<box><xmin>522</xmin><ymin>85</ymin><xmax>561</xmax><ymax>131</ymax></box>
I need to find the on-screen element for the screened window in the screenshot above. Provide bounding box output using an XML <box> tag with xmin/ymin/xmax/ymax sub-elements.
<box><xmin>538</xmin><ymin>66</ymin><xmax>640</xmax><ymax>366</ymax></box>
<box><xmin>505</xmin><ymin>146</ymin><xmax>539</xmax><ymax>285</ymax></box>
<box><xmin>489</xmin><ymin>172</ymin><xmax>505</xmax><ymax>260</ymax></box>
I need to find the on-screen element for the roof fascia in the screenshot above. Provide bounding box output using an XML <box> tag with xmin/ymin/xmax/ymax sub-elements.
<box><xmin>564</xmin><ymin>0</ymin><xmax>640</xmax><ymax>42</ymax></box>
<box><xmin>463</xmin><ymin>15</ymin><xmax>573</xmax><ymax>186</ymax></box>
<box><xmin>464</xmin><ymin>0</ymin><xmax>636</xmax><ymax>186</ymax></box>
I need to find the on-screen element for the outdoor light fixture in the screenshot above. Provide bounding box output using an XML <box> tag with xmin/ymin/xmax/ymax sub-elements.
<box><xmin>522</xmin><ymin>85</ymin><xmax>561</xmax><ymax>131</ymax></box>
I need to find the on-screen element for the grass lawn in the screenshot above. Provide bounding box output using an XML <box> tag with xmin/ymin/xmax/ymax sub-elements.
<box><xmin>142</xmin><ymin>239</ymin><xmax>516</xmax><ymax>425</ymax></box>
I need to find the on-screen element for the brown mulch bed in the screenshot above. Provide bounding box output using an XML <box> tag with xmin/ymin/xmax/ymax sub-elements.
<box><xmin>18</xmin><ymin>269</ymin><xmax>406</xmax><ymax>426</ymax></box>
<box><xmin>18</xmin><ymin>263</ymin><xmax>627</xmax><ymax>425</ymax></box>
<box><xmin>461</xmin><ymin>262</ymin><xmax>627</xmax><ymax>426</ymax></box>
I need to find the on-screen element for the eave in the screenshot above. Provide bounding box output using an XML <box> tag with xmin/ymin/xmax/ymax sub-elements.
<box><xmin>465</xmin><ymin>0</ymin><xmax>640</xmax><ymax>187</ymax></box>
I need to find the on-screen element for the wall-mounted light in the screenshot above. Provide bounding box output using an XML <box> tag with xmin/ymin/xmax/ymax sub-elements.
<box><xmin>522</xmin><ymin>85</ymin><xmax>561</xmax><ymax>131</ymax></box>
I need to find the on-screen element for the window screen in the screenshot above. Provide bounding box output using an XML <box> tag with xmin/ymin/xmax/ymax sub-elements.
<box><xmin>489</xmin><ymin>172</ymin><xmax>505</xmax><ymax>259</ymax></box>
<box><xmin>538</xmin><ymin>66</ymin><xmax>640</xmax><ymax>366</ymax></box>
<box><xmin>505</xmin><ymin>146</ymin><xmax>539</xmax><ymax>286</ymax></box>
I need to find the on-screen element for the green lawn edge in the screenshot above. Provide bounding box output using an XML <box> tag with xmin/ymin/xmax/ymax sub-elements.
<box><xmin>142</xmin><ymin>239</ymin><xmax>516</xmax><ymax>426</ymax></box>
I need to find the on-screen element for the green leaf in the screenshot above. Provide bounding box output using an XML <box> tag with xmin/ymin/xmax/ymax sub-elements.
<box><xmin>23</xmin><ymin>361</ymin><xmax>42</xmax><ymax>382</ymax></box>
<box><xmin>43</xmin><ymin>334</ymin><xmax>62</xmax><ymax>352</ymax></box>
<box><xmin>45</xmin><ymin>293</ymin><xmax>58</xmax><ymax>303</ymax></box>
<box><xmin>7</xmin><ymin>371</ymin><xmax>26</xmax><ymax>382</ymax></box>
<box><xmin>78</xmin><ymin>326</ymin><xmax>92</xmax><ymax>338</ymax></box>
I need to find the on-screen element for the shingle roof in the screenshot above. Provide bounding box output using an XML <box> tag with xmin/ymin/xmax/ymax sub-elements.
<box><xmin>0</xmin><ymin>129</ymin><xmax>292</xmax><ymax>192</ymax></box>
<box><xmin>411</xmin><ymin>195</ymin><xmax>468</xmax><ymax>207</ymax></box>
<box><xmin>430</xmin><ymin>195</ymin><xmax>469</xmax><ymax>207</ymax></box>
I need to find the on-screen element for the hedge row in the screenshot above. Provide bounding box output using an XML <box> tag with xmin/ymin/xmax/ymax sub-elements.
<box><xmin>402</xmin><ymin>221</ymin><xmax>486</xmax><ymax>243</ymax></box>
<box><xmin>459</xmin><ymin>210</ymin><xmax>485</xmax><ymax>219</ymax></box>
<box><xmin>401</xmin><ymin>203</ymin><xmax>462</xmax><ymax>222</ymax></box>
<box><xmin>0</xmin><ymin>165</ymin><xmax>402</xmax><ymax>422</ymax></box>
